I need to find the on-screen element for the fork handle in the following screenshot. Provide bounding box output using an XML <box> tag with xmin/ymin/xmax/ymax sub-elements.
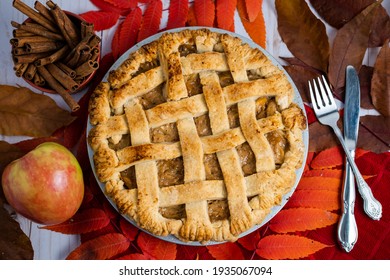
<box><xmin>338</xmin><ymin>156</ymin><xmax>358</xmax><ymax>252</ymax></box>
<box><xmin>332</xmin><ymin>125</ymin><xmax>382</xmax><ymax>220</ymax></box>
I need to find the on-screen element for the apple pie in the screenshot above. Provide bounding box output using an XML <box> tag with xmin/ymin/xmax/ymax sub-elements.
<box><xmin>88</xmin><ymin>29</ymin><xmax>307</xmax><ymax>243</ymax></box>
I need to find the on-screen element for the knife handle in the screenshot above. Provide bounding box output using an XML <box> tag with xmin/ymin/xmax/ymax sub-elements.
<box><xmin>355</xmin><ymin>170</ymin><xmax>383</xmax><ymax>220</ymax></box>
<box><xmin>338</xmin><ymin>159</ymin><xmax>358</xmax><ymax>252</ymax></box>
<box><xmin>333</xmin><ymin>126</ymin><xmax>383</xmax><ymax>220</ymax></box>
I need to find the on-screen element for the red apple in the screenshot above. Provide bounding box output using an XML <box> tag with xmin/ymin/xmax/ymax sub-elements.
<box><xmin>1</xmin><ymin>142</ymin><xmax>84</xmax><ymax>225</ymax></box>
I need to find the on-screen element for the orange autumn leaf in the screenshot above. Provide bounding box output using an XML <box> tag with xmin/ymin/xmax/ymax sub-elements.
<box><xmin>303</xmin><ymin>169</ymin><xmax>343</xmax><ymax>178</ymax></box>
<box><xmin>310</xmin><ymin>146</ymin><xmax>344</xmax><ymax>169</ymax></box>
<box><xmin>269</xmin><ymin>208</ymin><xmax>338</xmax><ymax>233</ymax></box>
<box><xmin>297</xmin><ymin>176</ymin><xmax>341</xmax><ymax>191</ymax></box>
<box><xmin>237</xmin><ymin>0</ymin><xmax>266</xmax><ymax>48</ymax></box>
<box><xmin>194</xmin><ymin>0</ymin><xmax>215</xmax><ymax>27</ymax></box>
<box><xmin>66</xmin><ymin>233</ymin><xmax>130</xmax><ymax>260</ymax></box>
<box><xmin>286</xmin><ymin>190</ymin><xmax>340</xmax><ymax>211</ymax></box>
<box><xmin>216</xmin><ymin>0</ymin><xmax>236</xmax><ymax>32</ymax></box>
<box><xmin>207</xmin><ymin>242</ymin><xmax>245</xmax><ymax>260</ymax></box>
<box><xmin>245</xmin><ymin>0</ymin><xmax>262</xmax><ymax>22</ymax></box>
<box><xmin>256</xmin><ymin>234</ymin><xmax>331</xmax><ymax>259</ymax></box>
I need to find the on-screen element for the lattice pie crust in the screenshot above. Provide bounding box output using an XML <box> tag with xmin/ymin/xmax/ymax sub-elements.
<box><xmin>88</xmin><ymin>29</ymin><xmax>307</xmax><ymax>243</ymax></box>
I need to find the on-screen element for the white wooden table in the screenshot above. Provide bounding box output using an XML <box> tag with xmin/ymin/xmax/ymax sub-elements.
<box><xmin>1</xmin><ymin>0</ymin><xmax>388</xmax><ymax>260</ymax></box>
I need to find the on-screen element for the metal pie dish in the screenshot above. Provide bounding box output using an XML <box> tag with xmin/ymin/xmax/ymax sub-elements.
<box><xmin>87</xmin><ymin>27</ymin><xmax>309</xmax><ymax>246</ymax></box>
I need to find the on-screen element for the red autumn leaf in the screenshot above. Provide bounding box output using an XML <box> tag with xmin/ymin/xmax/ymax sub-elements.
<box><xmin>66</xmin><ymin>233</ymin><xmax>130</xmax><ymax>260</ymax></box>
<box><xmin>194</xmin><ymin>0</ymin><xmax>215</xmax><ymax>27</ymax></box>
<box><xmin>186</xmin><ymin>5</ymin><xmax>198</xmax><ymax>26</ymax></box>
<box><xmin>80</xmin><ymin>222</ymin><xmax>118</xmax><ymax>244</ymax></box>
<box><xmin>303</xmin><ymin>169</ymin><xmax>343</xmax><ymax>178</ymax></box>
<box><xmin>245</xmin><ymin>0</ymin><xmax>262</xmax><ymax>22</ymax></box>
<box><xmin>104</xmin><ymin>0</ymin><xmax>138</xmax><ymax>9</ymax></box>
<box><xmin>166</xmin><ymin>0</ymin><xmax>189</xmax><ymax>29</ymax></box>
<box><xmin>40</xmin><ymin>208</ymin><xmax>110</xmax><ymax>234</ymax></box>
<box><xmin>14</xmin><ymin>137</ymin><xmax>62</xmax><ymax>153</ymax></box>
<box><xmin>116</xmin><ymin>253</ymin><xmax>149</xmax><ymax>260</ymax></box>
<box><xmin>137</xmin><ymin>231</ymin><xmax>177</xmax><ymax>260</ymax></box>
<box><xmin>269</xmin><ymin>208</ymin><xmax>338</xmax><ymax>233</ymax></box>
<box><xmin>90</xmin><ymin>0</ymin><xmax>131</xmax><ymax>16</ymax></box>
<box><xmin>286</xmin><ymin>190</ymin><xmax>340</xmax><ymax>211</ymax></box>
<box><xmin>297</xmin><ymin>176</ymin><xmax>342</xmax><ymax>191</ymax></box>
<box><xmin>176</xmin><ymin>245</ymin><xmax>207</xmax><ymax>260</ymax></box>
<box><xmin>237</xmin><ymin>0</ymin><xmax>266</xmax><ymax>48</ymax></box>
<box><xmin>328</xmin><ymin>1</ymin><xmax>381</xmax><ymax>91</ymax></box>
<box><xmin>118</xmin><ymin>7</ymin><xmax>143</xmax><ymax>57</ymax></box>
<box><xmin>216</xmin><ymin>0</ymin><xmax>236</xmax><ymax>32</ymax></box>
<box><xmin>237</xmin><ymin>230</ymin><xmax>261</xmax><ymax>251</ymax></box>
<box><xmin>256</xmin><ymin>234</ymin><xmax>331</xmax><ymax>259</ymax></box>
<box><xmin>207</xmin><ymin>242</ymin><xmax>245</xmax><ymax>260</ymax></box>
<box><xmin>111</xmin><ymin>20</ymin><xmax>122</xmax><ymax>60</ymax></box>
<box><xmin>79</xmin><ymin>11</ymin><xmax>120</xmax><ymax>31</ymax></box>
<box><xmin>119</xmin><ymin>218</ymin><xmax>139</xmax><ymax>241</ymax></box>
<box><xmin>137</xmin><ymin>0</ymin><xmax>163</xmax><ymax>42</ymax></box>
<box><xmin>310</xmin><ymin>146</ymin><xmax>344</xmax><ymax>169</ymax></box>
<box><xmin>304</xmin><ymin>104</ymin><xmax>317</xmax><ymax>124</ymax></box>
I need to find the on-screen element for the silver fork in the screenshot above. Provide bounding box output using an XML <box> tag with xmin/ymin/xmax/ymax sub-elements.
<box><xmin>308</xmin><ymin>76</ymin><xmax>382</xmax><ymax>220</ymax></box>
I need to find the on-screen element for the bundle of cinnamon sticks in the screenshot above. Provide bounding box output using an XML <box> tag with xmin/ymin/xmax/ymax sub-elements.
<box><xmin>11</xmin><ymin>0</ymin><xmax>101</xmax><ymax>112</ymax></box>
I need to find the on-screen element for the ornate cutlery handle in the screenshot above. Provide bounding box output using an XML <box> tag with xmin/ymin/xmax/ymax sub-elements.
<box><xmin>355</xmin><ymin>171</ymin><xmax>382</xmax><ymax>220</ymax></box>
<box><xmin>338</xmin><ymin>160</ymin><xmax>358</xmax><ymax>252</ymax></box>
<box><xmin>333</xmin><ymin>126</ymin><xmax>382</xmax><ymax>220</ymax></box>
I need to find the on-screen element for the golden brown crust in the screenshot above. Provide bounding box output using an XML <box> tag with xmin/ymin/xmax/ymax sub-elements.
<box><xmin>88</xmin><ymin>29</ymin><xmax>307</xmax><ymax>243</ymax></box>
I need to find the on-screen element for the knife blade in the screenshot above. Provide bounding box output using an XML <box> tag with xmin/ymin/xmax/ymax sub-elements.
<box><xmin>337</xmin><ymin>65</ymin><xmax>359</xmax><ymax>252</ymax></box>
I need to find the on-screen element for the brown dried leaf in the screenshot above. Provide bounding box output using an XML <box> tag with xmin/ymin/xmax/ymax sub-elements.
<box><xmin>275</xmin><ymin>0</ymin><xmax>329</xmax><ymax>73</ymax></box>
<box><xmin>0</xmin><ymin>85</ymin><xmax>76</xmax><ymax>137</ymax></box>
<box><xmin>309</xmin><ymin>0</ymin><xmax>373</xmax><ymax>28</ymax></box>
<box><xmin>0</xmin><ymin>205</ymin><xmax>34</xmax><ymax>259</ymax></box>
<box><xmin>371</xmin><ymin>39</ymin><xmax>390</xmax><ymax>116</ymax></box>
<box><xmin>284</xmin><ymin>65</ymin><xmax>322</xmax><ymax>103</ymax></box>
<box><xmin>0</xmin><ymin>141</ymin><xmax>33</xmax><ymax>259</ymax></box>
<box><xmin>308</xmin><ymin>122</ymin><xmax>339</xmax><ymax>152</ymax></box>
<box><xmin>309</xmin><ymin>0</ymin><xmax>390</xmax><ymax>47</ymax></box>
<box><xmin>359</xmin><ymin>65</ymin><xmax>376</xmax><ymax>110</ymax></box>
<box><xmin>359</xmin><ymin>115</ymin><xmax>390</xmax><ymax>153</ymax></box>
<box><xmin>328</xmin><ymin>1</ymin><xmax>381</xmax><ymax>92</ymax></box>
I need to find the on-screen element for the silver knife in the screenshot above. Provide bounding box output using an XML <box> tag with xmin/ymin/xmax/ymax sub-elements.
<box><xmin>342</xmin><ymin>67</ymin><xmax>382</xmax><ymax>221</ymax></box>
<box><xmin>337</xmin><ymin>65</ymin><xmax>359</xmax><ymax>252</ymax></box>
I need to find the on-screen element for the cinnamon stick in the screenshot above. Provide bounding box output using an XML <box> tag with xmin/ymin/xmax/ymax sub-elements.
<box><xmin>15</xmin><ymin>63</ymin><xmax>28</xmax><ymax>77</ymax></box>
<box><xmin>55</xmin><ymin>62</ymin><xmax>76</xmax><ymax>78</ymax></box>
<box><xmin>75</xmin><ymin>60</ymin><xmax>99</xmax><ymax>78</ymax></box>
<box><xmin>33</xmin><ymin>72</ymin><xmax>45</xmax><ymax>86</ymax></box>
<box><xmin>13</xmin><ymin>28</ymin><xmax>35</xmax><ymax>37</ymax></box>
<box><xmin>34</xmin><ymin>1</ymin><xmax>55</xmax><ymax>24</ymax></box>
<box><xmin>90</xmin><ymin>47</ymin><xmax>100</xmax><ymax>62</ymax></box>
<box><xmin>13</xmin><ymin>0</ymin><xmax>58</xmax><ymax>33</ymax></box>
<box><xmin>46</xmin><ymin>63</ymin><xmax>79</xmax><ymax>92</ymax></box>
<box><xmin>81</xmin><ymin>21</ymin><xmax>94</xmax><ymax>39</ymax></box>
<box><xmin>37</xmin><ymin>65</ymin><xmax>80</xmax><ymax>112</ymax></box>
<box><xmin>34</xmin><ymin>45</ymin><xmax>69</xmax><ymax>66</ymax></box>
<box><xmin>25</xmin><ymin>40</ymin><xmax>64</xmax><ymax>53</ymax></box>
<box><xmin>10</xmin><ymin>35</ymin><xmax>56</xmax><ymax>47</ymax></box>
<box><xmin>13</xmin><ymin>51</ymin><xmax>54</xmax><ymax>64</ymax></box>
<box><xmin>24</xmin><ymin>63</ymin><xmax>37</xmax><ymax>80</ymax></box>
<box><xmin>11</xmin><ymin>21</ymin><xmax>63</xmax><ymax>40</ymax></box>
<box><xmin>47</xmin><ymin>1</ymin><xmax>80</xmax><ymax>48</ymax></box>
<box><xmin>13</xmin><ymin>47</ymin><xmax>29</xmax><ymax>56</ymax></box>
